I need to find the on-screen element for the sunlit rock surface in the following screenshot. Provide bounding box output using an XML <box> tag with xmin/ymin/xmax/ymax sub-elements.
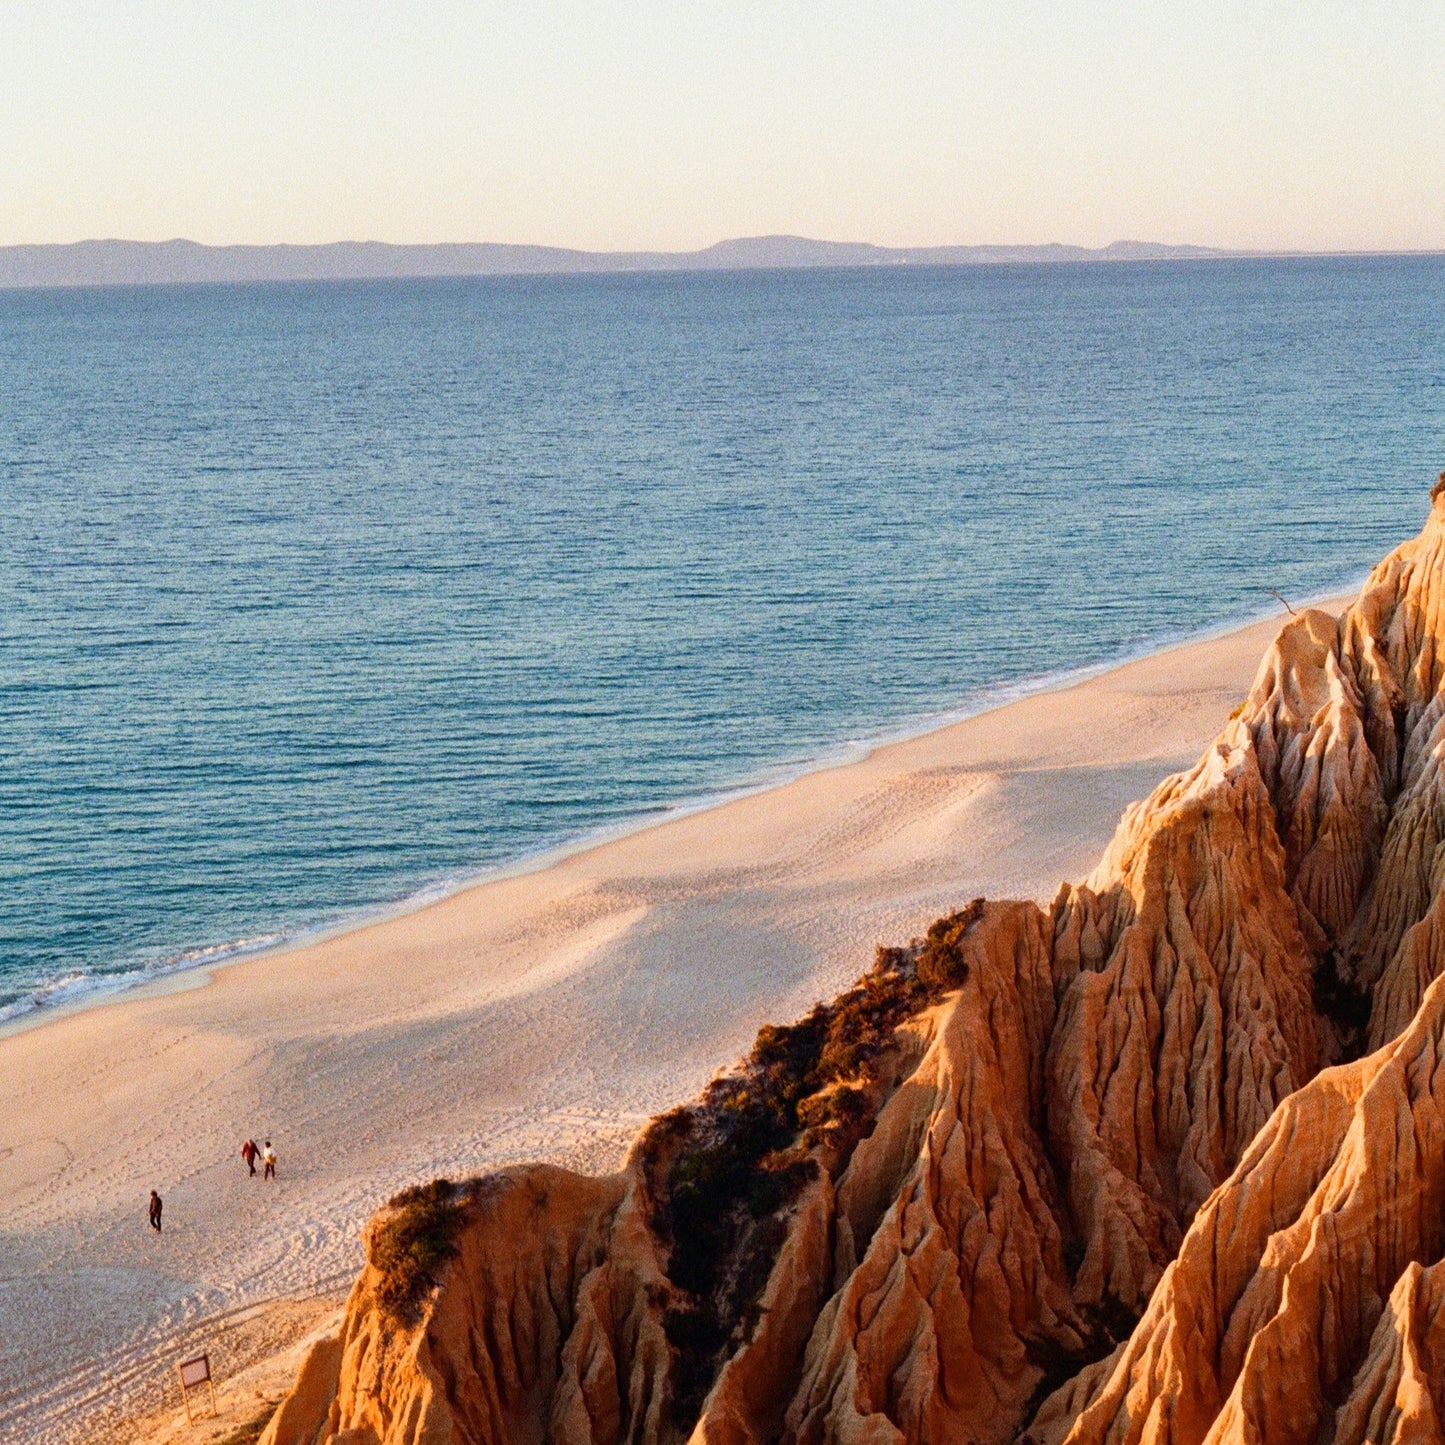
<box><xmin>263</xmin><ymin>480</ymin><xmax>1445</xmax><ymax>1445</ymax></box>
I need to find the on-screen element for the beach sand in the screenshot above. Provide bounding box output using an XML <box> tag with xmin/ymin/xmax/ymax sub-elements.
<box><xmin>0</xmin><ymin>604</ymin><xmax>1329</xmax><ymax>1442</ymax></box>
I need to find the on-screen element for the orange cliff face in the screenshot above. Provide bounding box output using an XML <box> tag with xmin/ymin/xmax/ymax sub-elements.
<box><xmin>261</xmin><ymin>478</ymin><xmax>1445</xmax><ymax>1445</ymax></box>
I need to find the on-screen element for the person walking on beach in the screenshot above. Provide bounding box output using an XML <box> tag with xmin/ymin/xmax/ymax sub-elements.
<box><xmin>241</xmin><ymin>1138</ymin><xmax>258</xmax><ymax>1176</ymax></box>
<box><xmin>262</xmin><ymin>1141</ymin><xmax>277</xmax><ymax>1180</ymax></box>
<box><xmin>148</xmin><ymin>1190</ymin><xmax>163</xmax><ymax>1232</ymax></box>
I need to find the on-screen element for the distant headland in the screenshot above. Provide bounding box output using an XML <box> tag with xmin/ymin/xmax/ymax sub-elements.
<box><xmin>0</xmin><ymin>235</ymin><xmax>1243</xmax><ymax>289</ymax></box>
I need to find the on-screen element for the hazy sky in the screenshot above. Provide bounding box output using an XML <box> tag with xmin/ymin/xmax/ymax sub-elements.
<box><xmin>3</xmin><ymin>1</ymin><xmax>1442</xmax><ymax>251</ymax></box>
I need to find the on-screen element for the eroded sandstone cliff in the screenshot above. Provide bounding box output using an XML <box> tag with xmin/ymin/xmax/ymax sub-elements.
<box><xmin>261</xmin><ymin>479</ymin><xmax>1445</xmax><ymax>1445</ymax></box>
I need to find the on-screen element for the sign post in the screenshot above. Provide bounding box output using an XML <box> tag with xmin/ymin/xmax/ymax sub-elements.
<box><xmin>177</xmin><ymin>1351</ymin><xmax>217</xmax><ymax>1424</ymax></box>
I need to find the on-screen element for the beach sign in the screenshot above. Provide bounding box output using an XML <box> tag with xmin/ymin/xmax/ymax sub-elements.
<box><xmin>177</xmin><ymin>1351</ymin><xmax>217</xmax><ymax>1423</ymax></box>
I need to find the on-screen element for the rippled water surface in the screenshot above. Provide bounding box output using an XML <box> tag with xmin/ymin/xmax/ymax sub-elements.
<box><xmin>2</xmin><ymin>257</ymin><xmax>1442</xmax><ymax>1018</ymax></box>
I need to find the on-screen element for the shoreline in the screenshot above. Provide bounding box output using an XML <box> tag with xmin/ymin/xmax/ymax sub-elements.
<box><xmin>0</xmin><ymin>592</ymin><xmax>1351</xmax><ymax>1443</ymax></box>
<box><xmin>0</xmin><ymin>579</ymin><xmax>1364</xmax><ymax>1045</ymax></box>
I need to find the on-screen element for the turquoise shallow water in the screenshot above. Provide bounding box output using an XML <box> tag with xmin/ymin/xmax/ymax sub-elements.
<box><xmin>1</xmin><ymin>256</ymin><xmax>1442</xmax><ymax>1021</ymax></box>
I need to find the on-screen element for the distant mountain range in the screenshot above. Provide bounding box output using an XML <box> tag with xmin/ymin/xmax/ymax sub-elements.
<box><xmin>0</xmin><ymin>235</ymin><xmax>1237</xmax><ymax>289</ymax></box>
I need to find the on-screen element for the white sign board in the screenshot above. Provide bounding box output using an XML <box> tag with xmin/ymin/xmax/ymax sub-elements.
<box><xmin>178</xmin><ymin>1354</ymin><xmax>210</xmax><ymax>1388</ymax></box>
<box><xmin>177</xmin><ymin>1352</ymin><xmax>216</xmax><ymax>1421</ymax></box>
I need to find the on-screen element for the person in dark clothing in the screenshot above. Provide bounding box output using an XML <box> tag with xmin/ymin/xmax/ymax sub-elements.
<box><xmin>148</xmin><ymin>1191</ymin><xmax>163</xmax><ymax>1232</ymax></box>
<box><xmin>241</xmin><ymin>1139</ymin><xmax>258</xmax><ymax>1176</ymax></box>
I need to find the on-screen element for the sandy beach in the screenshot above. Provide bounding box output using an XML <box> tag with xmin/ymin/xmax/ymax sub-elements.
<box><xmin>0</xmin><ymin>603</ymin><xmax>1329</xmax><ymax>1443</ymax></box>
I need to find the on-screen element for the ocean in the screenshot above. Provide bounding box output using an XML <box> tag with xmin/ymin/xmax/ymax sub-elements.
<box><xmin>1</xmin><ymin>256</ymin><xmax>1442</xmax><ymax>1022</ymax></box>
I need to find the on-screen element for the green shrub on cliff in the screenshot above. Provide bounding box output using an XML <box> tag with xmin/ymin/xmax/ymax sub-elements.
<box><xmin>915</xmin><ymin>899</ymin><xmax>983</xmax><ymax>990</ymax></box>
<box><xmin>369</xmin><ymin>1178</ymin><xmax>469</xmax><ymax>1323</ymax></box>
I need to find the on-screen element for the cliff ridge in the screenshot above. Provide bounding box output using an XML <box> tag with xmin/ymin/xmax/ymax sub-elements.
<box><xmin>262</xmin><ymin>480</ymin><xmax>1445</xmax><ymax>1445</ymax></box>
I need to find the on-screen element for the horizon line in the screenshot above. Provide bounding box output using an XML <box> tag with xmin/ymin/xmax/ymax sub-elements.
<box><xmin>3</xmin><ymin>233</ymin><xmax>1443</xmax><ymax>292</ymax></box>
<box><xmin>13</xmin><ymin>231</ymin><xmax>1445</xmax><ymax>255</ymax></box>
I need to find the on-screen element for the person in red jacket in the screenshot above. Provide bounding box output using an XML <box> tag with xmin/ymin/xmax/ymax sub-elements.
<box><xmin>241</xmin><ymin>1138</ymin><xmax>258</xmax><ymax>1176</ymax></box>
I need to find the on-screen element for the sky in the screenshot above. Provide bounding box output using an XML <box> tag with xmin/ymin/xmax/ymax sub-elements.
<box><xmin>2</xmin><ymin>1</ymin><xmax>1442</xmax><ymax>252</ymax></box>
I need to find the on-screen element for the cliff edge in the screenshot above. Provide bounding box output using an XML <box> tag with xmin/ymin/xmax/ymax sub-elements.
<box><xmin>261</xmin><ymin>478</ymin><xmax>1445</xmax><ymax>1445</ymax></box>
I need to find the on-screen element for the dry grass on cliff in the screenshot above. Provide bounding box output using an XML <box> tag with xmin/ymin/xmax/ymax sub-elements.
<box><xmin>357</xmin><ymin>902</ymin><xmax>984</xmax><ymax>1388</ymax></box>
<box><xmin>368</xmin><ymin>1178</ymin><xmax>472</xmax><ymax>1324</ymax></box>
<box><xmin>643</xmin><ymin>900</ymin><xmax>983</xmax><ymax>1428</ymax></box>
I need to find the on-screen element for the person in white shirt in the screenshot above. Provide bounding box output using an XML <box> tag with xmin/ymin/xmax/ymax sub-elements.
<box><xmin>262</xmin><ymin>1141</ymin><xmax>277</xmax><ymax>1180</ymax></box>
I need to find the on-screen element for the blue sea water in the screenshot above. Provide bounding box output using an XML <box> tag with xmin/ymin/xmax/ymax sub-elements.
<box><xmin>1</xmin><ymin>256</ymin><xmax>1443</xmax><ymax>1022</ymax></box>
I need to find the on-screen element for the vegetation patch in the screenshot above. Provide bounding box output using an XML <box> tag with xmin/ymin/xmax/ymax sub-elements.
<box><xmin>915</xmin><ymin>899</ymin><xmax>984</xmax><ymax>991</ymax></box>
<box><xmin>642</xmin><ymin>900</ymin><xmax>985</xmax><ymax>1429</ymax></box>
<box><xmin>369</xmin><ymin>1177</ymin><xmax>471</xmax><ymax>1324</ymax></box>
